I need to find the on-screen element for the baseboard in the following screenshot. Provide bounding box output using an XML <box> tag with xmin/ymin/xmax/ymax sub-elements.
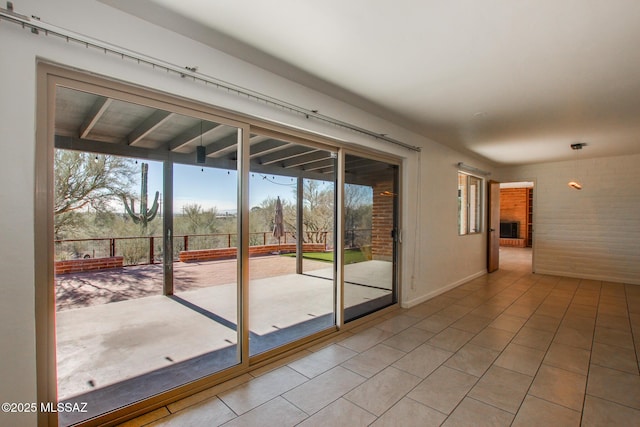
<box><xmin>534</xmin><ymin>269</ymin><xmax>640</xmax><ymax>286</ymax></box>
<box><xmin>401</xmin><ymin>269</ymin><xmax>487</xmax><ymax>308</ymax></box>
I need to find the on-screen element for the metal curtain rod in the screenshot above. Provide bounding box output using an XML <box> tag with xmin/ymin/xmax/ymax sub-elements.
<box><xmin>0</xmin><ymin>6</ymin><xmax>421</xmax><ymax>152</ymax></box>
<box><xmin>457</xmin><ymin>162</ymin><xmax>490</xmax><ymax>176</ymax></box>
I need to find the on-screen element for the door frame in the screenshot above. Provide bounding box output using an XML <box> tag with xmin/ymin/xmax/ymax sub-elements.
<box><xmin>36</xmin><ymin>62</ymin><xmax>405</xmax><ymax>426</ymax></box>
<box><xmin>341</xmin><ymin>149</ymin><xmax>401</xmax><ymax>322</ymax></box>
<box><xmin>487</xmin><ymin>180</ymin><xmax>500</xmax><ymax>273</ymax></box>
<box><xmin>491</xmin><ymin>181</ymin><xmax>537</xmax><ymax>273</ymax></box>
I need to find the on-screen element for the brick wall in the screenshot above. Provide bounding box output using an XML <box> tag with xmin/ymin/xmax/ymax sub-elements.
<box><xmin>372</xmin><ymin>180</ymin><xmax>394</xmax><ymax>261</ymax></box>
<box><xmin>499</xmin><ymin>238</ymin><xmax>527</xmax><ymax>247</ymax></box>
<box><xmin>55</xmin><ymin>256</ymin><xmax>124</xmax><ymax>275</ymax></box>
<box><xmin>500</xmin><ymin>188</ymin><xmax>529</xmax><ymax>245</ymax></box>
<box><xmin>178</xmin><ymin>243</ymin><xmax>326</xmax><ymax>262</ymax></box>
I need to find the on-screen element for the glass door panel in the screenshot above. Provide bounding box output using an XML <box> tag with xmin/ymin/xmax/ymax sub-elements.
<box><xmin>343</xmin><ymin>154</ymin><xmax>398</xmax><ymax>321</ymax></box>
<box><xmin>51</xmin><ymin>82</ymin><xmax>401</xmax><ymax>426</ymax></box>
<box><xmin>172</xmin><ymin>159</ymin><xmax>240</xmax><ymax>373</ymax></box>
<box><xmin>248</xmin><ymin>136</ymin><xmax>336</xmax><ymax>356</ymax></box>
<box><xmin>53</xmin><ymin>85</ymin><xmax>243</xmax><ymax>425</ymax></box>
<box><xmin>54</xmin><ymin>152</ymin><xmax>170</xmax><ymax>425</ymax></box>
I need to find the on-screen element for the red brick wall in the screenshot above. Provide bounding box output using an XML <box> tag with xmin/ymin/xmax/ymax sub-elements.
<box><xmin>178</xmin><ymin>243</ymin><xmax>326</xmax><ymax>262</ymax></box>
<box><xmin>55</xmin><ymin>256</ymin><xmax>124</xmax><ymax>275</ymax></box>
<box><xmin>500</xmin><ymin>188</ymin><xmax>528</xmax><ymax>242</ymax></box>
<box><xmin>372</xmin><ymin>180</ymin><xmax>394</xmax><ymax>261</ymax></box>
<box><xmin>499</xmin><ymin>238</ymin><xmax>527</xmax><ymax>247</ymax></box>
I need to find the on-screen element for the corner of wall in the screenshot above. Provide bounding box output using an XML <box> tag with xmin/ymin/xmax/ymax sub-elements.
<box><xmin>401</xmin><ymin>269</ymin><xmax>486</xmax><ymax>308</ymax></box>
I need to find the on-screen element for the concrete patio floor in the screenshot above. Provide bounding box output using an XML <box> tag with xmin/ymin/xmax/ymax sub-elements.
<box><xmin>55</xmin><ymin>257</ymin><xmax>393</xmax><ymax>402</ymax></box>
<box><xmin>55</xmin><ymin>255</ymin><xmax>333</xmax><ymax>311</ymax></box>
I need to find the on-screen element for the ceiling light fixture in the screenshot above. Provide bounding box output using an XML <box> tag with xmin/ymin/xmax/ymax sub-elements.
<box><xmin>568</xmin><ymin>143</ymin><xmax>585</xmax><ymax>190</ymax></box>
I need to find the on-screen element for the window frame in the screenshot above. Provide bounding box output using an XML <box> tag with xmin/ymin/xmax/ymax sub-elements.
<box><xmin>458</xmin><ymin>171</ymin><xmax>483</xmax><ymax>235</ymax></box>
<box><xmin>36</xmin><ymin>62</ymin><xmax>406</xmax><ymax>427</ymax></box>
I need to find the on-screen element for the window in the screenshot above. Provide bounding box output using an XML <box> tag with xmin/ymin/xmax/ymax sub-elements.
<box><xmin>458</xmin><ymin>172</ymin><xmax>482</xmax><ymax>235</ymax></box>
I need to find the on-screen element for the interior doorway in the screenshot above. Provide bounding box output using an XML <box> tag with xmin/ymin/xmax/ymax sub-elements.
<box><xmin>497</xmin><ymin>181</ymin><xmax>534</xmax><ymax>271</ymax></box>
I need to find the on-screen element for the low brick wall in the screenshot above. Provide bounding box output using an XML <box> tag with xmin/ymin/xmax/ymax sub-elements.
<box><xmin>179</xmin><ymin>243</ymin><xmax>326</xmax><ymax>262</ymax></box>
<box><xmin>500</xmin><ymin>238</ymin><xmax>526</xmax><ymax>248</ymax></box>
<box><xmin>55</xmin><ymin>256</ymin><xmax>124</xmax><ymax>275</ymax></box>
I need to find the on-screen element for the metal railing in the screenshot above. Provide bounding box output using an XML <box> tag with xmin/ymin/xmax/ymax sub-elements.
<box><xmin>54</xmin><ymin>230</ymin><xmax>366</xmax><ymax>266</ymax></box>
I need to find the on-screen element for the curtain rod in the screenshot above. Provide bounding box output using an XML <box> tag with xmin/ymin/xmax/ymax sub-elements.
<box><xmin>0</xmin><ymin>6</ymin><xmax>421</xmax><ymax>152</ymax></box>
<box><xmin>457</xmin><ymin>162</ymin><xmax>491</xmax><ymax>176</ymax></box>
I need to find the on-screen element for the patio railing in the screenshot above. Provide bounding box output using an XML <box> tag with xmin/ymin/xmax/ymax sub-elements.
<box><xmin>54</xmin><ymin>229</ymin><xmax>370</xmax><ymax>267</ymax></box>
<box><xmin>55</xmin><ymin>230</ymin><xmax>362</xmax><ymax>265</ymax></box>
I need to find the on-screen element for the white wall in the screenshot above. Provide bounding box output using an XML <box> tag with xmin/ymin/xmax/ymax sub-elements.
<box><xmin>401</xmin><ymin>143</ymin><xmax>490</xmax><ymax>306</ymax></box>
<box><xmin>0</xmin><ymin>1</ymin><xmax>489</xmax><ymax>423</ymax></box>
<box><xmin>497</xmin><ymin>154</ymin><xmax>640</xmax><ymax>285</ymax></box>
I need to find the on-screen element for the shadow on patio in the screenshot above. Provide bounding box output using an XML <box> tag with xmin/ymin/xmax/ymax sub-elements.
<box><xmin>54</xmin><ymin>255</ymin><xmax>392</xmax><ymax>426</ymax></box>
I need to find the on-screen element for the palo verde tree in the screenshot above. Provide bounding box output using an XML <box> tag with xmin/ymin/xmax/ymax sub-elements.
<box><xmin>54</xmin><ymin>150</ymin><xmax>136</xmax><ymax>238</ymax></box>
<box><xmin>176</xmin><ymin>203</ymin><xmax>219</xmax><ymax>234</ymax></box>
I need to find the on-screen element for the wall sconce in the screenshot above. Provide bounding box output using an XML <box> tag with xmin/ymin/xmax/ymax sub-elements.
<box><xmin>568</xmin><ymin>180</ymin><xmax>582</xmax><ymax>190</ymax></box>
<box><xmin>568</xmin><ymin>143</ymin><xmax>585</xmax><ymax>190</ymax></box>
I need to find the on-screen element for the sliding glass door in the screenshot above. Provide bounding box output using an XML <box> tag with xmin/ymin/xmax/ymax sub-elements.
<box><xmin>343</xmin><ymin>154</ymin><xmax>399</xmax><ymax>321</ymax></box>
<box><xmin>53</xmin><ymin>86</ymin><xmax>244</xmax><ymax>425</ymax></box>
<box><xmin>46</xmin><ymin>75</ymin><xmax>400</xmax><ymax>426</ymax></box>
<box><xmin>248</xmin><ymin>135</ymin><xmax>337</xmax><ymax>356</ymax></box>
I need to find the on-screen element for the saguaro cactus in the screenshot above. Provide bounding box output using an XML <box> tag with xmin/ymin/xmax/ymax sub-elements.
<box><xmin>123</xmin><ymin>163</ymin><xmax>159</xmax><ymax>231</ymax></box>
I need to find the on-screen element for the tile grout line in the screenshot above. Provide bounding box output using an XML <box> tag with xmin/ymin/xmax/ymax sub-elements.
<box><xmin>623</xmin><ymin>283</ymin><xmax>640</xmax><ymax>372</ymax></box>
<box><xmin>130</xmin><ymin>252</ymin><xmax>639</xmax><ymax>426</ymax></box>
<box><xmin>365</xmin><ymin>273</ymin><xmax>526</xmax><ymax>423</ymax></box>
<box><xmin>404</xmin><ymin>270</ymin><xmax>545</xmax><ymax>424</ymax></box>
<box><xmin>505</xmin><ymin>276</ymin><xmax>587</xmax><ymax>424</ymax></box>
<box><xmin>575</xmin><ymin>279</ymin><xmax>600</xmax><ymax>427</ymax></box>
<box><xmin>433</xmin><ymin>273</ymin><xmax>538</xmax><ymax>424</ymax></box>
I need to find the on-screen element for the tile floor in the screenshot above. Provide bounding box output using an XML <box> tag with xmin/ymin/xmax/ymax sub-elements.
<box><xmin>119</xmin><ymin>248</ymin><xmax>640</xmax><ymax>426</ymax></box>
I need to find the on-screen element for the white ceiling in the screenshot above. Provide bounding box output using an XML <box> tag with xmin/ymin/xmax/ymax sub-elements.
<box><xmin>101</xmin><ymin>0</ymin><xmax>640</xmax><ymax>166</ymax></box>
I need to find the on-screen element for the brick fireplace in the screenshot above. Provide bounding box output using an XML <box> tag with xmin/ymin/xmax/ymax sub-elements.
<box><xmin>500</xmin><ymin>187</ymin><xmax>533</xmax><ymax>247</ymax></box>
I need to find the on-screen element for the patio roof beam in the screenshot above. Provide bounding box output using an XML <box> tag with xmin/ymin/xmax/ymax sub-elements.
<box><xmin>259</xmin><ymin>146</ymin><xmax>318</xmax><ymax>166</ymax></box>
<box><xmin>249</xmin><ymin>140</ymin><xmax>291</xmax><ymax>159</ymax></box>
<box><xmin>55</xmin><ymin>134</ymin><xmax>238</xmax><ymax>171</ymax></box>
<box><xmin>128</xmin><ymin>110</ymin><xmax>175</xmax><ymax>146</ymax></box>
<box><xmin>206</xmin><ymin>133</ymin><xmax>239</xmax><ymax>158</ymax></box>
<box><xmin>79</xmin><ymin>96</ymin><xmax>112</xmax><ymax>139</ymax></box>
<box><xmin>282</xmin><ymin>151</ymin><xmax>332</xmax><ymax>169</ymax></box>
<box><xmin>248</xmin><ymin>160</ymin><xmax>332</xmax><ymax>182</ymax></box>
<box><xmin>249</xmin><ymin>134</ymin><xmax>270</xmax><ymax>145</ymax></box>
<box><xmin>303</xmin><ymin>159</ymin><xmax>335</xmax><ymax>171</ymax></box>
<box><xmin>167</xmin><ymin>121</ymin><xmax>221</xmax><ymax>151</ymax></box>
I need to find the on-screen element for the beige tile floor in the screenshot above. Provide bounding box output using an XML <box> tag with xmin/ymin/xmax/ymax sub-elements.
<box><xmin>119</xmin><ymin>248</ymin><xmax>640</xmax><ymax>426</ymax></box>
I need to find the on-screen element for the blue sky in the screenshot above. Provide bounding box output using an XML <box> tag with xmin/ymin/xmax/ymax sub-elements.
<box><xmin>144</xmin><ymin>161</ymin><xmax>315</xmax><ymax>214</ymax></box>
